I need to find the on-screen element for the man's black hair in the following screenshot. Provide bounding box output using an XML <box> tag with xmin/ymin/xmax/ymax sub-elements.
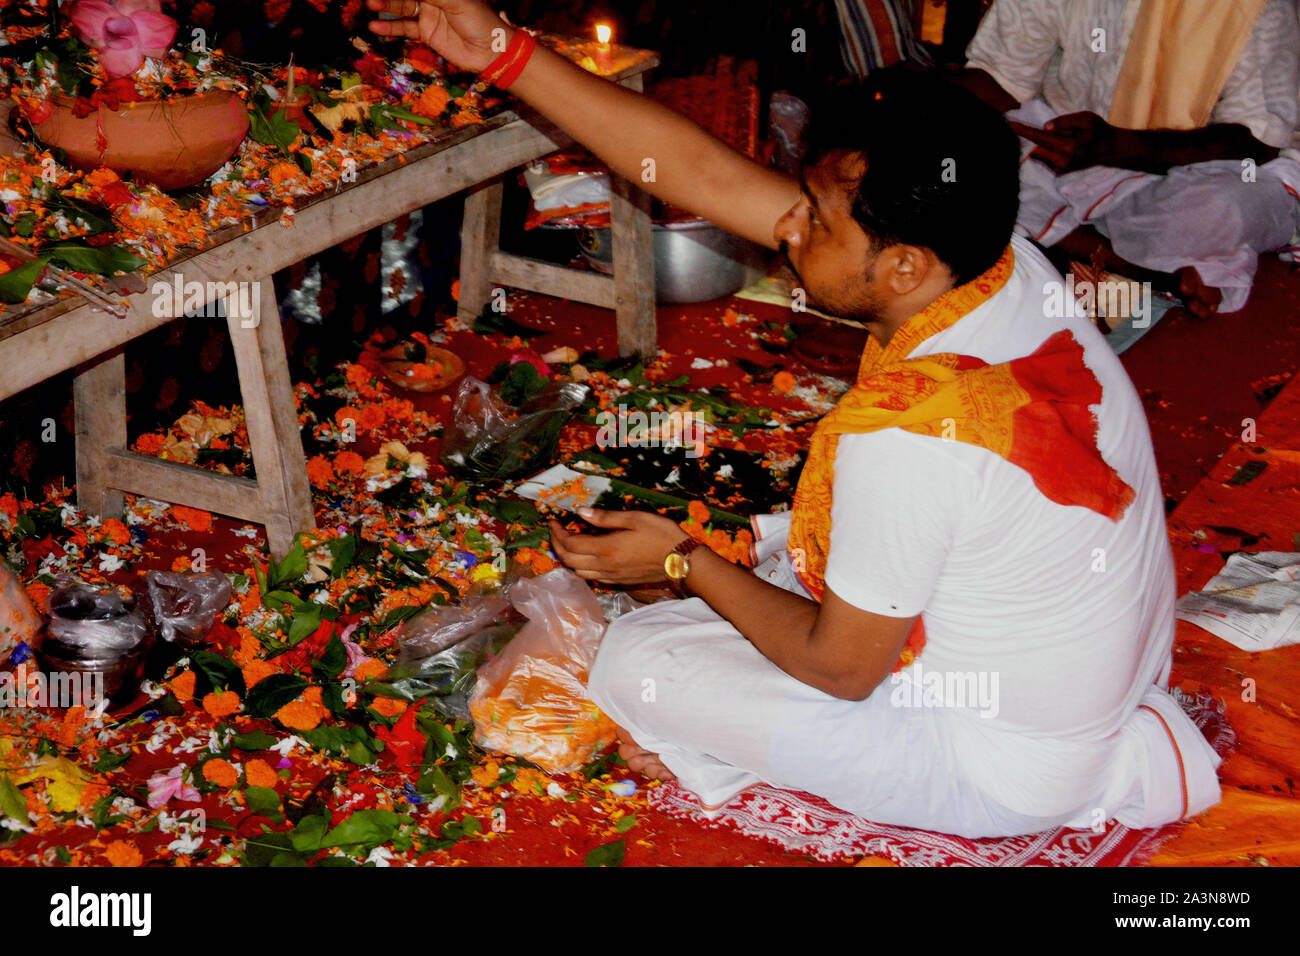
<box><xmin>806</xmin><ymin>67</ymin><xmax>1021</xmax><ymax>285</ymax></box>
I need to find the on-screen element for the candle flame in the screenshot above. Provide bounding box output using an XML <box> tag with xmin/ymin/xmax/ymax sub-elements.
<box><xmin>596</xmin><ymin>24</ymin><xmax>612</xmax><ymax>44</ymax></box>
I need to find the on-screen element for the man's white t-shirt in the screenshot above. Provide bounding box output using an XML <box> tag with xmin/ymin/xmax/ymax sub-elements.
<box><xmin>822</xmin><ymin>235</ymin><xmax>1210</xmax><ymax>819</ymax></box>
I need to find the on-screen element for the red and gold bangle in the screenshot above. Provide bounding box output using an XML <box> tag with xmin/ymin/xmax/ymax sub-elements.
<box><xmin>493</xmin><ymin>30</ymin><xmax>536</xmax><ymax>89</ymax></box>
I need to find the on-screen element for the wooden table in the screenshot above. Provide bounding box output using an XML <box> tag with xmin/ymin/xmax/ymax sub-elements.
<box><xmin>0</xmin><ymin>50</ymin><xmax>658</xmax><ymax>558</ymax></box>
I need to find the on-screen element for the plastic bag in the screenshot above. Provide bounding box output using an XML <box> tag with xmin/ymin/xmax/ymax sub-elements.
<box><xmin>376</xmin><ymin>590</ymin><xmax>521</xmax><ymax>719</ymax></box>
<box><xmin>145</xmin><ymin>570</ymin><xmax>233</xmax><ymax>644</ymax></box>
<box><xmin>441</xmin><ymin>376</ymin><xmax>589</xmax><ymax>481</ymax></box>
<box><xmin>43</xmin><ymin>584</ymin><xmax>149</xmax><ymax>655</ymax></box>
<box><xmin>468</xmin><ymin>568</ymin><xmax>617</xmax><ymax>773</ymax></box>
<box><xmin>0</xmin><ymin>558</ymin><xmax>41</xmax><ymax>665</ymax></box>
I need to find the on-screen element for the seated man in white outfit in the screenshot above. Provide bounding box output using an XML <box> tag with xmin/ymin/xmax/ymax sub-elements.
<box><xmin>957</xmin><ymin>0</ymin><xmax>1300</xmax><ymax>318</ymax></box>
<box><xmin>370</xmin><ymin>0</ymin><xmax>1222</xmax><ymax>838</ymax></box>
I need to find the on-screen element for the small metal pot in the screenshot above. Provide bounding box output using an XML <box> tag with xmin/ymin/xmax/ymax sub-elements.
<box><xmin>34</xmin><ymin>585</ymin><xmax>153</xmax><ymax>707</ymax></box>
<box><xmin>578</xmin><ymin>217</ymin><xmax>770</xmax><ymax>304</ymax></box>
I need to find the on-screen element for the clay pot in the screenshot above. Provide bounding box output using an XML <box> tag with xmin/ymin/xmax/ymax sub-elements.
<box><xmin>378</xmin><ymin>345</ymin><xmax>466</xmax><ymax>393</ymax></box>
<box><xmin>33</xmin><ymin>90</ymin><xmax>249</xmax><ymax>191</ymax></box>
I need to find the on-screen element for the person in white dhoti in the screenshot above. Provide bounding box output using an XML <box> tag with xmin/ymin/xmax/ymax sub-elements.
<box><xmin>958</xmin><ymin>0</ymin><xmax>1300</xmax><ymax>318</ymax></box>
<box><xmin>370</xmin><ymin>0</ymin><xmax>1222</xmax><ymax>838</ymax></box>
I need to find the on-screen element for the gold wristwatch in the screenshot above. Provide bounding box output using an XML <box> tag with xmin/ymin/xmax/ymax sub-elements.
<box><xmin>664</xmin><ymin>537</ymin><xmax>704</xmax><ymax>595</ymax></box>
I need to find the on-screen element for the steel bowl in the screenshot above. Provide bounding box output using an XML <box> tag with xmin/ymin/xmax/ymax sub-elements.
<box><xmin>577</xmin><ymin>218</ymin><xmax>770</xmax><ymax>304</ymax></box>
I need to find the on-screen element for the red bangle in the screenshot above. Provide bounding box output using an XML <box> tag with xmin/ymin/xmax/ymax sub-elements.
<box><xmin>477</xmin><ymin>28</ymin><xmax>526</xmax><ymax>86</ymax></box>
<box><xmin>493</xmin><ymin>30</ymin><xmax>536</xmax><ymax>90</ymax></box>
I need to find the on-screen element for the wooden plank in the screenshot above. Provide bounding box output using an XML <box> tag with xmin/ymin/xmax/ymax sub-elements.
<box><xmin>226</xmin><ymin>288</ymin><xmax>312</xmax><ymax>558</ymax></box>
<box><xmin>489</xmin><ymin>251</ymin><xmax>616</xmax><ymax>309</ymax></box>
<box><xmin>609</xmin><ymin>169</ymin><xmax>657</xmax><ymax>357</ymax></box>
<box><xmin>73</xmin><ymin>349</ymin><xmax>127</xmax><ymax>519</ymax></box>
<box><xmin>100</xmin><ymin>450</ymin><xmax>265</xmax><ymax>523</ymax></box>
<box><xmin>457</xmin><ymin>178</ymin><xmax>505</xmax><ymax>325</ymax></box>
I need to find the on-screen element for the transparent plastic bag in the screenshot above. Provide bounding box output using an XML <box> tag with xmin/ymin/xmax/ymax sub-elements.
<box><xmin>43</xmin><ymin>583</ymin><xmax>149</xmax><ymax>655</ymax></box>
<box><xmin>375</xmin><ymin>590</ymin><xmax>521</xmax><ymax>720</ymax></box>
<box><xmin>468</xmin><ymin>568</ymin><xmax>617</xmax><ymax>774</ymax></box>
<box><xmin>145</xmin><ymin>570</ymin><xmax>233</xmax><ymax>644</ymax></box>
<box><xmin>440</xmin><ymin>376</ymin><xmax>589</xmax><ymax>481</ymax></box>
<box><xmin>0</xmin><ymin>558</ymin><xmax>41</xmax><ymax>664</ymax></box>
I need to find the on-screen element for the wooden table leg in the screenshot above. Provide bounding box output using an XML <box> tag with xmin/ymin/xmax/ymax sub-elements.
<box><xmin>457</xmin><ymin>176</ymin><xmax>505</xmax><ymax>327</ymax></box>
<box><xmin>227</xmin><ymin>283</ymin><xmax>315</xmax><ymax>557</ymax></box>
<box><xmin>73</xmin><ymin>348</ymin><xmax>127</xmax><ymax>520</ymax></box>
<box><xmin>609</xmin><ymin>170</ymin><xmax>657</xmax><ymax>357</ymax></box>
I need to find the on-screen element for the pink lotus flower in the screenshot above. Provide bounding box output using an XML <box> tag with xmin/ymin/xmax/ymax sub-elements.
<box><xmin>69</xmin><ymin>0</ymin><xmax>178</xmax><ymax>79</ymax></box>
<box><xmin>147</xmin><ymin>764</ymin><xmax>200</xmax><ymax>809</ymax></box>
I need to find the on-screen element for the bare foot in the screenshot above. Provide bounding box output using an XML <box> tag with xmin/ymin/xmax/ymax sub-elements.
<box><xmin>615</xmin><ymin>725</ymin><xmax>677</xmax><ymax>783</ymax></box>
<box><xmin>1177</xmin><ymin>266</ymin><xmax>1222</xmax><ymax>319</ymax></box>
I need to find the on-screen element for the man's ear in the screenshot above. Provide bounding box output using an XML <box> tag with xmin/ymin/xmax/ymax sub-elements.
<box><xmin>882</xmin><ymin>245</ymin><xmax>932</xmax><ymax>296</ymax></box>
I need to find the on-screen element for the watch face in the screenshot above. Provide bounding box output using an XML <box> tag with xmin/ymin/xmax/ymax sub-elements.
<box><xmin>664</xmin><ymin>552</ymin><xmax>687</xmax><ymax>580</ymax></box>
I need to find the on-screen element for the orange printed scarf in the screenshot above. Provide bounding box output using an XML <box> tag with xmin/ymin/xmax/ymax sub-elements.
<box><xmin>787</xmin><ymin>246</ymin><xmax>1135</xmax><ymax>666</ymax></box>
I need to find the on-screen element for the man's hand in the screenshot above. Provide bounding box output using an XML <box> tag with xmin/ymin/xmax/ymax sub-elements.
<box><xmin>366</xmin><ymin>0</ymin><xmax>504</xmax><ymax>73</ymax></box>
<box><xmin>1010</xmin><ymin>111</ymin><xmax>1117</xmax><ymax>173</ymax></box>
<box><xmin>548</xmin><ymin>508</ymin><xmax>687</xmax><ymax>585</ymax></box>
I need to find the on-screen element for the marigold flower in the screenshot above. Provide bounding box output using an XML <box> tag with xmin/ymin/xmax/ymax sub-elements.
<box><xmin>244</xmin><ymin>759</ymin><xmax>279</xmax><ymax>789</ymax></box>
<box><xmin>353</xmin><ymin>658</ymin><xmax>388</xmax><ymax>683</ymax></box>
<box><xmin>471</xmin><ymin>761</ymin><xmax>501</xmax><ymax>787</ymax></box>
<box><xmin>168</xmin><ymin>670</ymin><xmax>197</xmax><ymax>703</ymax></box>
<box><xmin>357</xmin><ymin>405</ymin><xmax>386</xmax><ymax>431</ymax></box>
<box><xmin>171</xmin><ymin>505</ymin><xmax>213</xmax><ymax>532</ymax></box>
<box><xmin>103</xmin><ymin>840</ymin><xmax>143</xmax><ymax>867</ymax></box>
<box><xmin>687</xmin><ymin>500</ymin><xmax>711</xmax><ymax>526</ymax></box>
<box><xmin>369</xmin><ymin>696</ymin><xmax>406</xmax><ymax>718</ymax></box>
<box><xmin>345</xmin><ymin>364</ymin><xmax>372</xmax><ymax>388</ymax></box>
<box><xmin>241</xmin><ymin>659</ymin><xmax>278</xmax><ymax>690</ymax></box>
<box><xmin>202</xmin><ymin>757</ymin><xmax>239</xmax><ymax>788</ymax></box>
<box><xmin>772</xmin><ymin>371</ymin><xmax>797</xmax><ymax>393</ymax></box>
<box><xmin>334</xmin><ymin>450</ymin><xmax>365</xmax><ymax>475</ymax></box>
<box><xmin>101</xmin><ymin>517</ymin><xmax>130</xmax><ymax>544</ymax></box>
<box><xmin>306</xmin><ymin>455</ymin><xmax>334</xmax><ymax>489</ymax></box>
<box><xmin>202</xmin><ymin>690</ymin><xmax>241</xmax><ymax>720</ymax></box>
<box><xmin>414</xmin><ymin>83</ymin><xmax>450</xmax><ymax>118</ymax></box>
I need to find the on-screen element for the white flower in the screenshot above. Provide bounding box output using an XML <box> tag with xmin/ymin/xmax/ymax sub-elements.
<box><xmin>365</xmin><ymin>845</ymin><xmax>397</xmax><ymax>867</ymax></box>
<box><xmin>716</xmin><ymin>464</ymin><xmax>734</xmax><ymax>479</ymax></box>
<box><xmin>168</xmin><ymin>832</ymin><xmax>205</xmax><ymax>856</ymax></box>
<box><xmin>97</xmin><ymin>552</ymin><xmax>126</xmax><ymax>573</ymax></box>
<box><xmin>546</xmin><ymin>782</ymin><xmax>567</xmax><ymax>799</ymax></box>
<box><xmin>270</xmin><ymin>736</ymin><xmax>307</xmax><ymax>758</ymax></box>
<box><xmin>691</xmin><ymin>358</ymin><xmax>713</xmax><ymax>369</ymax></box>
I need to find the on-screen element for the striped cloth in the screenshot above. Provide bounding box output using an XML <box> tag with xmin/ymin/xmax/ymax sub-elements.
<box><xmin>833</xmin><ymin>0</ymin><xmax>932</xmax><ymax>78</ymax></box>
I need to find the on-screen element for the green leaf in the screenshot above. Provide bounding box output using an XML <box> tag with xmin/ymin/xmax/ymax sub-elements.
<box><xmin>0</xmin><ymin>258</ymin><xmax>49</xmax><ymax>304</ymax></box>
<box><xmin>244</xmin><ymin>786</ymin><xmax>282</xmax><ymax>815</ymax></box>
<box><xmin>285</xmin><ymin>605</ymin><xmax>323</xmax><ymax>647</ymax></box>
<box><xmin>231</xmin><ymin>730</ymin><xmax>279</xmax><ymax>752</ymax></box>
<box><xmin>321</xmin><ymin>809</ymin><xmax>402</xmax><ymax>848</ymax></box>
<box><xmin>245</xmin><ymin>674</ymin><xmax>309</xmax><ymax>719</ymax></box>
<box><xmin>614</xmin><ymin>814</ymin><xmax>638</xmax><ymax>833</ymax></box>
<box><xmin>93</xmin><ymin>750</ymin><xmax>131</xmax><ymax>774</ymax></box>
<box><xmin>326</xmin><ymin>535</ymin><xmax>357</xmax><ymax>579</ymax></box>
<box><xmin>289</xmin><ymin>813</ymin><xmax>329</xmax><ymax>853</ymax></box>
<box><xmin>312</xmin><ymin>634</ymin><xmax>347</xmax><ymax>681</ymax></box>
<box><xmin>585</xmin><ymin>839</ymin><xmax>625</xmax><ymax>867</ymax></box>
<box><xmin>0</xmin><ymin>775</ymin><xmax>28</xmax><ymax>826</ymax></box>
<box><xmin>45</xmin><ymin>242</ymin><xmax>145</xmax><ymax>276</ymax></box>
<box><xmin>248</xmin><ymin>104</ymin><xmax>301</xmax><ymax>150</ymax></box>
<box><xmin>271</xmin><ymin>542</ymin><xmax>309</xmax><ymax>588</ymax></box>
<box><xmin>90</xmin><ymin>793</ymin><xmax>124</xmax><ymax>831</ymax></box>
<box><xmin>190</xmin><ymin>649</ymin><xmax>245</xmax><ymax>695</ymax></box>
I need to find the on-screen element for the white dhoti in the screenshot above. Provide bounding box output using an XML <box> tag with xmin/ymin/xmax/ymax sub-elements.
<box><xmin>587</xmin><ymin>541</ymin><xmax>1221</xmax><ymax>839</ymax></box>
<box><xmin>1011</xmin><ymin>98</ymin><xmax>1300</xmax><ymax>314</ymax></box>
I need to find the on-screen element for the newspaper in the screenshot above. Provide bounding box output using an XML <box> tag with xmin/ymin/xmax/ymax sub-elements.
<box><xmin>1175</xmin><ymin>551</ymin><xmax>1300</xmax><ymax>652</ymax></box>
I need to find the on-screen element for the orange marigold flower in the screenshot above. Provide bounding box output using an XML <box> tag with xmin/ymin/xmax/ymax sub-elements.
<box><xmin>24</xmin><ymin>580</ymin><xmax>50</xmax><ymax>613</ymax></box>
<box><xmin>103</xmin><ymin>840</ymin><xmax>143</xmax><ymax>867</ymax></box>
<box><xmin>244</xmin><ymin>758</ymin><xmax>279</xmax><ymax>789</ymax></box>
<box><xmin>370</xmin><ymin>696</ymin><xmax>406</xmax><ymax>718</ymax></box>
<box><xmin>169</xmin><ymin>670</ymin><xmax>197</xmax><ymax>704</ymax></box>
<box><xmin>241</xmin><ymin>659</ymin><xmax>278</xmax><ymax>690</ymax></box>
<box><xmin>172</xmin><ymin>505</ymin><xmax>213</xmax><ymax>532</ymax></box>
<box><xmin>772</xmin><ymin>371</ymin><xmax>797</xmax><ymax>393</ymax></box>
<box><xmin>238</xmin><ymin>588</ymin><xmax>262</xmax><ymax>615</ymax></box>
<box><xmin>414</xmin><ymin>83</ymin><xmax>450</xmax><ymax>118</ymax></box>
<box><xmin>334</xmin><ymin>406</ymin><xmax>362</xmax><ymax>429</ymax></box>
<box><xmin>269</xmin><ymin>162</ymin><xmax>302</xmax><ymax>185</ymax></box>
<box><xmin>171</xmin><ymin>555</ymin><xmax>192</xmax><ymax>573</ymax></box>
<box><xmin>353</xmin><ymin>658</ymin><xmax>388</xmax><ymax>683</ymax></box>
<box><xmin>0</xmin><ymin>492</ymin><xmax>19</xmax><ymax>519</ymax></box>
<box><xmin>334</xmin><ymin>450</ymin><xmax>365</xmax><ymax>475</ymax></box>
<box><xmin>306</xmin><ymin>455</ymin><xmax>334</xmax><ymax>489</ymax></box>
<box><xmin>203</xmin><ymin>757</ymin><xmax>239</xmax><ymax>788</ymax></box>
<box><xmin>382</xmin><ymin>398</ymin><xmax>413</xmax><ymax>421</ymax></box>
<box><xmin>134</xmin><ymin>432</ymin><xmax>167</xmax><ymax>456</ymax></box>
<box><xmin>345</xmin><ymin>364</ymin><xmax>372</xmax><ymax>388</ymax></box>
<box><xmin>202</xmin><ymin>690</ymin><xmax>241</xmax><ymax>720</ymax></box>
<box><xmin>471</xmin><ymin>760</ymin><xmax>501</xmax><ymax>787</ymax></box>
<box><xmin>101</xmin><ymin>517</ymin><xmax>130</xmax><ymax>545</ymax></box>
<box><xmin>687</xmin><ymin>500</ymin><xmax>711</xmax><ymax>526</ymax></box>
<box><xmin>274</xmin><ymin>686</ymin><xmax>327</xmax><ymax>731</ymax></box>
<box><xmin>357</xmin><ymin>405</ymin><xmax>385</xmax><ymax>431</ymax></box>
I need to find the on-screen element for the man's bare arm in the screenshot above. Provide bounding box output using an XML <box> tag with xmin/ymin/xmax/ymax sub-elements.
<box><xmin>945</xmin><ymin>66</ymin><xmax>1020</xmax><ymax>114</ymax></box>
<box><xmin>369</xmin><ymin>0</ymin><xmax>799</xmax><ymax>250</ymax></box>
